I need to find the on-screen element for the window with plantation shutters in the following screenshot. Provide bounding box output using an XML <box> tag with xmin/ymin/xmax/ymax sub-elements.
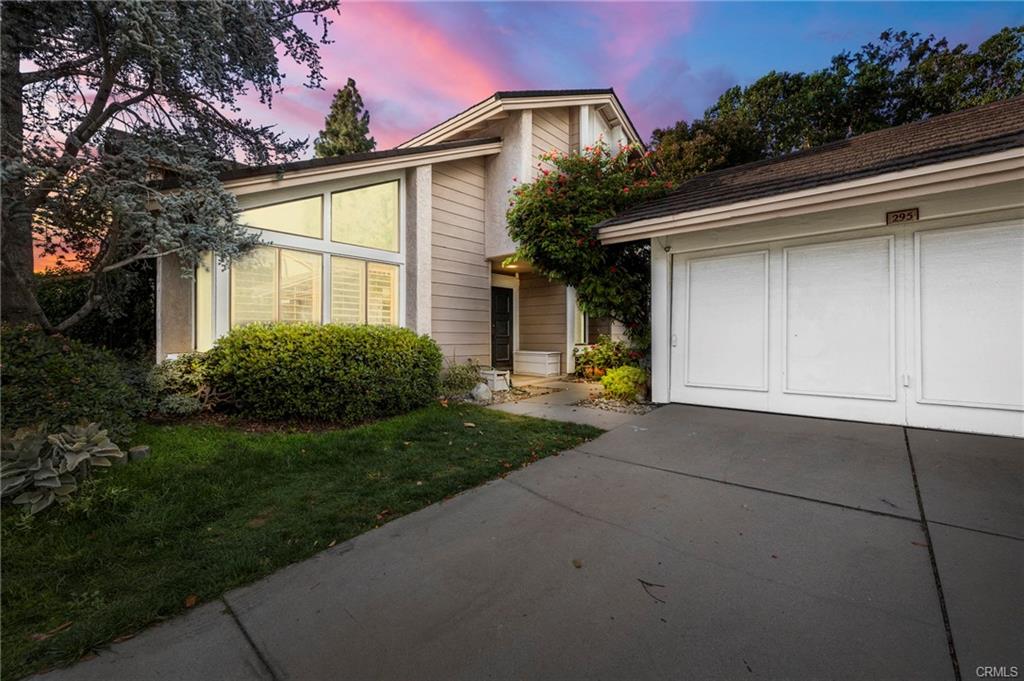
<box><xmin>367</xmin><ymin>262</ymin><xmax>398</xmax><ymax>326</ymax></box>
<box><xmin>331</xmin><ymin>257</ymin><xmax>366</xmax><ymax>324</ymax></box>
<box><xmin>230</xmin><ymin>246</ymin><xmax>321</xmax><ymax>327</ymax></box>
<box><xmin>330</xmin><ymin>256</ymin><xmax>397</xmax><ymax>326</ymax></box>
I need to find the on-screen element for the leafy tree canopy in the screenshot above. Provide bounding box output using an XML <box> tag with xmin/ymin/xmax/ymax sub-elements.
<box><xmin>314</xmin><ymin>77</ymin><xmax>376</xmax><ymax>157</ymax></box>
<box><xmin>506</xmin><ymin>145</ymin><xmax>671</xmax><ymax>346</ymax></box>
<box><xmin>1</xmin><ymin>0</ymin><xmax>339</xmax><ymax>332</ymax></box>
<box><xmin>653</xmin><ymin>27</ymin><xmax>1024</xmax><ymax>181</ymax></box>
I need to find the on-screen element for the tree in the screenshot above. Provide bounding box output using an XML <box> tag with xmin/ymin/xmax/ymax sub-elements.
<box><xmin>1</xmin><ymin>0</ymin><xmax>339</xmax><ymax>332</ymax></box>
<box><xmin>653</xmin><ymin>26</ymin><xmax>1024</xmax><ymax>183</ymax></box>
<box><xmin>506</xmin><ymin>144</ymin><xmax>672</xmax><ymax>346</ymax></box>
<box><xmin>313</xmin><ymin>77</ymin><xmax>376</xmax><ymax>157</ymax></box>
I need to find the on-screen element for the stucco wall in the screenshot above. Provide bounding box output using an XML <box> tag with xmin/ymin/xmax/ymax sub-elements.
<box><xmin>156</xmin><ymin>253</ymin><xmax>194</xmax><ymax>359</ymax></box>
<box><xmin>519</xmin><ymin>272</ymin><xmax>567</xmax><ymax>373</ymax></box>
<box><xmin>484</xmin><ymin>110</ymin><xmax>528</xmax><ymax>260</ymax></box>
<box><xmin>431</xmin><ymin>156</ymin><xmax>491</xmax><ymax>366</ymax></box>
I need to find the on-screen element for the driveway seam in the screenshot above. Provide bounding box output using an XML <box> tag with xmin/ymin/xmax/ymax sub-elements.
<box><xmin>221</xmin><ymin>597</ymin><xmax>280</xmax><ymax>681</ymax></box>
<box><xmin>926</xmin><ymin>519</ymin><xmax>1024</xmax><ymax>543</ymax></box>
<box><xmin>903</xmin><ymin>427</ymin><xmax>962</xmax><ymax>681</ymax></box>
<box><xmin>575</xmin><ymin>447</ymin><xmax>922</xmax><ymax>524</ymax></box>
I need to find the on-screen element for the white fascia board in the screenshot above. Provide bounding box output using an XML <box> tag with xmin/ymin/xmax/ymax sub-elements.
<box><xmin>224</xmin><ymin>142</ymin><xmax>502</xmax><ymax>196</ymax></box>
<box><xmin>403</xmin><ymin>94</ymin><xmax>641</xmax><ymax>149</ymax></box>
<box><xmin>599</xmin><ymin>147</ymin><xmax>1024</xmax><ymax>244</ymax></box>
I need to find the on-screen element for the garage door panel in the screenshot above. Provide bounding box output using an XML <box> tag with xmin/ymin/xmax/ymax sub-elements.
<box><xmin>915</xmin><ymin>224</ymin><xmax>1024</xmax><ymax>411</ymax></box>
<box><xmin>783</xmin><ymin>236</ymin><xmax>895</xmax><ymax>400</ymax></box>
<box><xmin>685</xmin><ymin>251</ymin><xmax>768</xmax><ymax>391</ymax></box>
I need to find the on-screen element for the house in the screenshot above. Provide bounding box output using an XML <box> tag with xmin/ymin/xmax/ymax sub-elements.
<box><xmin>597</xmin><ymin>96</ymin><xmax>1024</xmax><ymax>437</ymax></box>
<box><xmin>156</xmin><ymin>89</ymin><xmax>637</xmax><ymax>376</ymax></box>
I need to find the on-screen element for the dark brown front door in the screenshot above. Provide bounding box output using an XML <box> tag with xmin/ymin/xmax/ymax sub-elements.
<box><xmin>491</xmin><ymin>287</ymin><xmax>513</xmax><ymax>370</ymax></box>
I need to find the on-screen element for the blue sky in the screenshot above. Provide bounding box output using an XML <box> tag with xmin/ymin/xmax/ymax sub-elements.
<box><xmin>260</xmin><ymin>2</ymin><xmax>1023</xmax><ymax>148</ymax></box>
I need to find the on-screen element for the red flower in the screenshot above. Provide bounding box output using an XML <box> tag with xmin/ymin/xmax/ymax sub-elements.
<box><xmin>610</xmin><ymin>265</ymin><xmax>618</xmax><ymax>273</ymax></box>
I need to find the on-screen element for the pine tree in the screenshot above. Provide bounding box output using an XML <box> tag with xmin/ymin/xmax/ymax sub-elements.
<box><xmin>314</xmin><ymin>78</ymin><xmax>377</xmax><ymax>158</ymax></box>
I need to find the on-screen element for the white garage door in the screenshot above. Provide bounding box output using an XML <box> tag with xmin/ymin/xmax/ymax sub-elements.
<box><xmin>669</xmin><ymin>220</ymin><xmax>1024</xmax><ymax>437</ymax></box>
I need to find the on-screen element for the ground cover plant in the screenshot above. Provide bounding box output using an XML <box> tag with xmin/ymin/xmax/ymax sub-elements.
<box><xmin>0</xmin><ymin>404</ymin><xmax>600</xmax><ymax>678</ymax></box>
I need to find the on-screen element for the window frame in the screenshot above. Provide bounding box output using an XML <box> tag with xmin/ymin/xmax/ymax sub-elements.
<box><xmin>237</xmin><ymin>194</ymin><xmax>324</xmax><ymax>239</ymax></box>
<box><xmin>228</xmin><ymin>244</ymin><xmax>323</xmax><ymax>328</ymax></box>
<box><xmin>330</xmin><ymin>255</ymin><xmax>400</xmax><ymax>326</ymax></box>
<box><xmin>204</xmin><ymin>169</ymin><xmax>406</xmax><ymax>342</ymax></box>
<box><xmin>330</xmin><ymin>180</ymin><xmax>401</xmax><ymax>253</ymax></box>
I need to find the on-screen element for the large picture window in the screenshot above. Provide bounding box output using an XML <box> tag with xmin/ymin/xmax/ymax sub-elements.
<box><xmin>231</xmin><ymin>246</ymin><xmax>322</xmax><ymax>327</ymax></box>
<box><xmin>331</xmin><ymin>256</ymin><xmax>398</xmax><ymax>326</ymax></box>
<box><xmin>331</xmin><ymin>181</ymin><xmax>399</xmax><ymax>252</ymax></box>
<box><xmin>238</xmin><ymin>196</ymin><xmax>323</xmax><ymax>238</ymax></box>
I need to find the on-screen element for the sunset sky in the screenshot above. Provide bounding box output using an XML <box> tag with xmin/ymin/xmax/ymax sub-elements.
<box><xmin>257</xmin><ymin>1</ymin><xmax>1024</xmax><ymax>151</ymax></box>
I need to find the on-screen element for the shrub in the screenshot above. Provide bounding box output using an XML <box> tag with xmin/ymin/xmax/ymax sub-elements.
<box><xmin>205</xmin><ymin>323</ymin><xmax>443</xmax><ymax>423</ymax></box>
<box><xmin>1</xmin><ymin>325</ymin><xmax>144</xmax><ymax>442</ymax></box>
<box><xmin>601</xmin><ymin>365</ymin><xmax>648</xmax><ymax>402</ymax></box>
<box><xmin>150</xmin><ymin>352</ymin><xmax>212</xmax><ymax>417</ymax></box>
<box><xmin>574</xmin><ymin>335</ymin><xmax>630</xmax><ymax>379</ymax></box>
<box><xmin>440</xmin><ymin>361</ymin><xmax>482</xmax><ymax>398</ymax></box>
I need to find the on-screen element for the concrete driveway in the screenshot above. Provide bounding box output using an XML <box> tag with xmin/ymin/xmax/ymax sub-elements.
<box><xmin>35</xmin><ymin>405</ymin><xmax>1022</xmax><ymax>681</ymax></box>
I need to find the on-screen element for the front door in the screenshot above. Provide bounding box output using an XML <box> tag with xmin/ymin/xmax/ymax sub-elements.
<box><xmin>491</xmin><ymin>287</ymin><xmax>513</xmax><ymax>370</ymax></box>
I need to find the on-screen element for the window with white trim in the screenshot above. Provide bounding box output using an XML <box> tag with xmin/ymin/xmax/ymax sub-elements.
<box><xmin>331</xmin><ymin>181</ymin><xmax>399</xmax><ymax>251</ymax></box>
<box><xmin>331</xmin><ymin>256</ymin><xmax>398</xmax><ymax>326</ymax></box>
<box><xmin>230</xmin><ymin>246</ymin><xmax>322</xmax><ymax>327</ymax></box>
<box><xmin>238</xmin><ymin>196</ymin><xmax>323</xmax><ymax>238</ymax></box>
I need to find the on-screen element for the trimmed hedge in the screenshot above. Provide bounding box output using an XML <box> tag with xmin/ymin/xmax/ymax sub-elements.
<box><xmin>0</xmin><ymin>325</ymin><xmax>145</xmax><ymax>442</ymax></box>
<box><xmin>205</xmin><ymin>323</ymin><xmax>443</xmax><ymax>422</ymax></box>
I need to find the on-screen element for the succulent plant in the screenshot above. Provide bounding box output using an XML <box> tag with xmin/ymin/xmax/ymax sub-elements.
<box><xmin>48</xmin><ymin>422</ymin><xmax>125</xmax><ymax>472</ymax></box>
<box><xmin>1</xmin><ymin>427</ymin><xmax>78</xmax><ymax>515</ymax></box>
<box><xmin>1</xmin><ymin>422</ymin><xmax>124</xmax><ymax>515</ymax></box>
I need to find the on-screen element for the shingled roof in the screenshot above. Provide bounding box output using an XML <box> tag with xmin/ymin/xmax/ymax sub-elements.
<box><xmin>600</xmin><ymin>96</ymin><xmax>1024</xmax><ymax>231</ymax></box>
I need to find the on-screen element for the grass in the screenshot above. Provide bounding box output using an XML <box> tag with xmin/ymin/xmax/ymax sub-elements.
<box><xmin>1</xmin><ymin>404</ymin><xmax>600</xmax><ymax>679</ymax></box>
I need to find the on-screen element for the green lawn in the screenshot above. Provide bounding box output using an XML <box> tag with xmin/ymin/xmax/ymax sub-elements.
<box><xmin>1</xmin><ymin>404</ymin><xmax>600</xmax><ymax>679</ymax></box>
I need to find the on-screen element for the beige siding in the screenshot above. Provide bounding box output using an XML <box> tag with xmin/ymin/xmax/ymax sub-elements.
<box><xmin>157</xmin><ymin>253</ymin><xmax>194</xmax><ymax>359</ymax></box>
<box><xmin>532</xmin><ymin>107</ymin><xmax>571</xmax><ymax>176</ymax></box>
<box><xmin>519</xmin><ymin>272</ymin><xmax>567</xmax><ymax>373</ymax></box>
<box><xmin>431</xmin><ymin>157</ymin><xmax>490</xmax><ymax>366</ymax></box>
<box><xmin>568</xmin><ymin>107</ymin><xmax>580</xmax><ymax>154</ymax></box>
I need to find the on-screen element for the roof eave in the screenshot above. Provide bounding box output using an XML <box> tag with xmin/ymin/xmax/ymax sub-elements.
<box><xmin>399</xmin><ymin>91</ymin><xmax>641</xmax><ymax>149</ymax></box>
<box><xmin>222</xmin><ymin>139</ymin><xmax>503</xmax><ymax>195</ymax></box>
<box><xmin>598</xmin><ymin>147</ymin><xmax>1024</xmax><ymax>244</ymax></box>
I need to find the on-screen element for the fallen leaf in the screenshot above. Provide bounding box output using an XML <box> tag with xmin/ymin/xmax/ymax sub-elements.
<box><xmin>184</xmin><ymin>594</ymin><xmax>199</xmax><ymax>608</ymax></box>
<box><xmin>463</xmin><ymin>422</ymin><xmax>476</xmax><ymax>428</ymax></box>
<box><xmin>911</xmin><ymin>540</ymin><xmax>929</xmax><ymax>548</ymax></box>
<box><xmin>572</xmin><ymin>559</ymin><xmax>583</xmax><ymax>569</ymax></box>
<box><xmin>112</xmin><ymin>633</ymin><xmax>136</xmax><ymax>644</ymax></box>
<box><xmin>328</xmin><ymin>539</ymin><xmax>337</xmax><ymax>548</ymax></box>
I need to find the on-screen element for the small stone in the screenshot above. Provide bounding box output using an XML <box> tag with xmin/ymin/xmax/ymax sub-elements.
<box><xmin>128</xmin><ymin>445</ymin><xmax>150</xmax><ymax>462</ymax></box>
<box><xmin>470</xmin><ymin>382</ymin><xmax>492</xmax><ymax>403</ymax></box>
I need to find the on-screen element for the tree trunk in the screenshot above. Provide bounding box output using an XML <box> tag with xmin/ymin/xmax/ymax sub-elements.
<box><xmin>0</xmin><ymin>4</ymin><xmax>36</xmax><ymax>325</ymax></box>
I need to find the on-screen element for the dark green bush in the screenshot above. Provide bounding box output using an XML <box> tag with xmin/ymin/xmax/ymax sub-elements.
<box><xmin>150</xmin><ymin>352</ymin><xmax>212</xmax><ymax>416</ymax></box>
<box><xmin>205</xmin><ymin>323</ymin><xmax>443</xmax><ymax>422</ymax></box>
<box><xmin>1</xmin><ymin>325</ymin><xmax>144</xmax><ymax>442</ymax></box>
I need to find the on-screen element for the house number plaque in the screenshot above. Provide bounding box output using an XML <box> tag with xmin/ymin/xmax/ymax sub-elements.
<box><xmin>886</xmin><ymin>208</ymin><xmax>919</xmax><ymax>224</ymax></box>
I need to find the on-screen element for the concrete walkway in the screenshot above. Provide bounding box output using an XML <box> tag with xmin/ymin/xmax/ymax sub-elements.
<box><xmin>488</xmin><ymin>376</ymin><xmax>647</xmax><ymax>429</ymax></box>
<box><xmin>32</xmin><ymin>405</ymin><xmax>1022</xmax><ymax>681</ymax></box>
